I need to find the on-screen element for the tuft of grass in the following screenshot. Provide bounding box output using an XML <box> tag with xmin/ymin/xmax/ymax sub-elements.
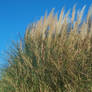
<box><xmin>0</xmin><ymin>6</ymin><xmax>92</xmax><ymax>92</ymax></box>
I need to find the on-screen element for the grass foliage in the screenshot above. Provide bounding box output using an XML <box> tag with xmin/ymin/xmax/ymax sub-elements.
<box><xmin>0</xmin><ymin>6</ymin><xmax>92</xmax><ymax>92</ymax></box>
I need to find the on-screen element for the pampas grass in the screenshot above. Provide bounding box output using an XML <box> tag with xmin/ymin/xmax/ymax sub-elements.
<box><xmin>0</xmin><ymin>6</ymin><xmax>92</xmax><ymax>92</ymax></box>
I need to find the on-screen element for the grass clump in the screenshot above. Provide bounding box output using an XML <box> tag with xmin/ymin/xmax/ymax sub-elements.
<box><xmin>0</xmin><ymin>6</ymin><xmax>92</xmax><ymax>92</ymax></box>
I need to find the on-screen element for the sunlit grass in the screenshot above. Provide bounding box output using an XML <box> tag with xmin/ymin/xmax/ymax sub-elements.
<box><xmin>0</xmin><ymin>6</ymin><xmax>92</xmax><ymax>92</ymax></box>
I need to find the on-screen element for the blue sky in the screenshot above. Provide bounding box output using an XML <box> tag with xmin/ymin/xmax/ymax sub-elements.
<box><xmin>0</xmin><ymin>0</ymin><xmax>92</xmax><ymax>67</ymax></box>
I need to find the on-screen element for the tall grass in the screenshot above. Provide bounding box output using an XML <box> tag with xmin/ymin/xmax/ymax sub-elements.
<box><xmin>0</xmin><ymin>6</ymin><xmax>92</xmax><ymax>92</ymax></box>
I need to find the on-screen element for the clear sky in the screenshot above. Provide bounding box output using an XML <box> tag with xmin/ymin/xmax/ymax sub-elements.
<box><xmin>0</xmin><ymin>0</ymin><xmax>92</xmax><ymax>67</ymax></box>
